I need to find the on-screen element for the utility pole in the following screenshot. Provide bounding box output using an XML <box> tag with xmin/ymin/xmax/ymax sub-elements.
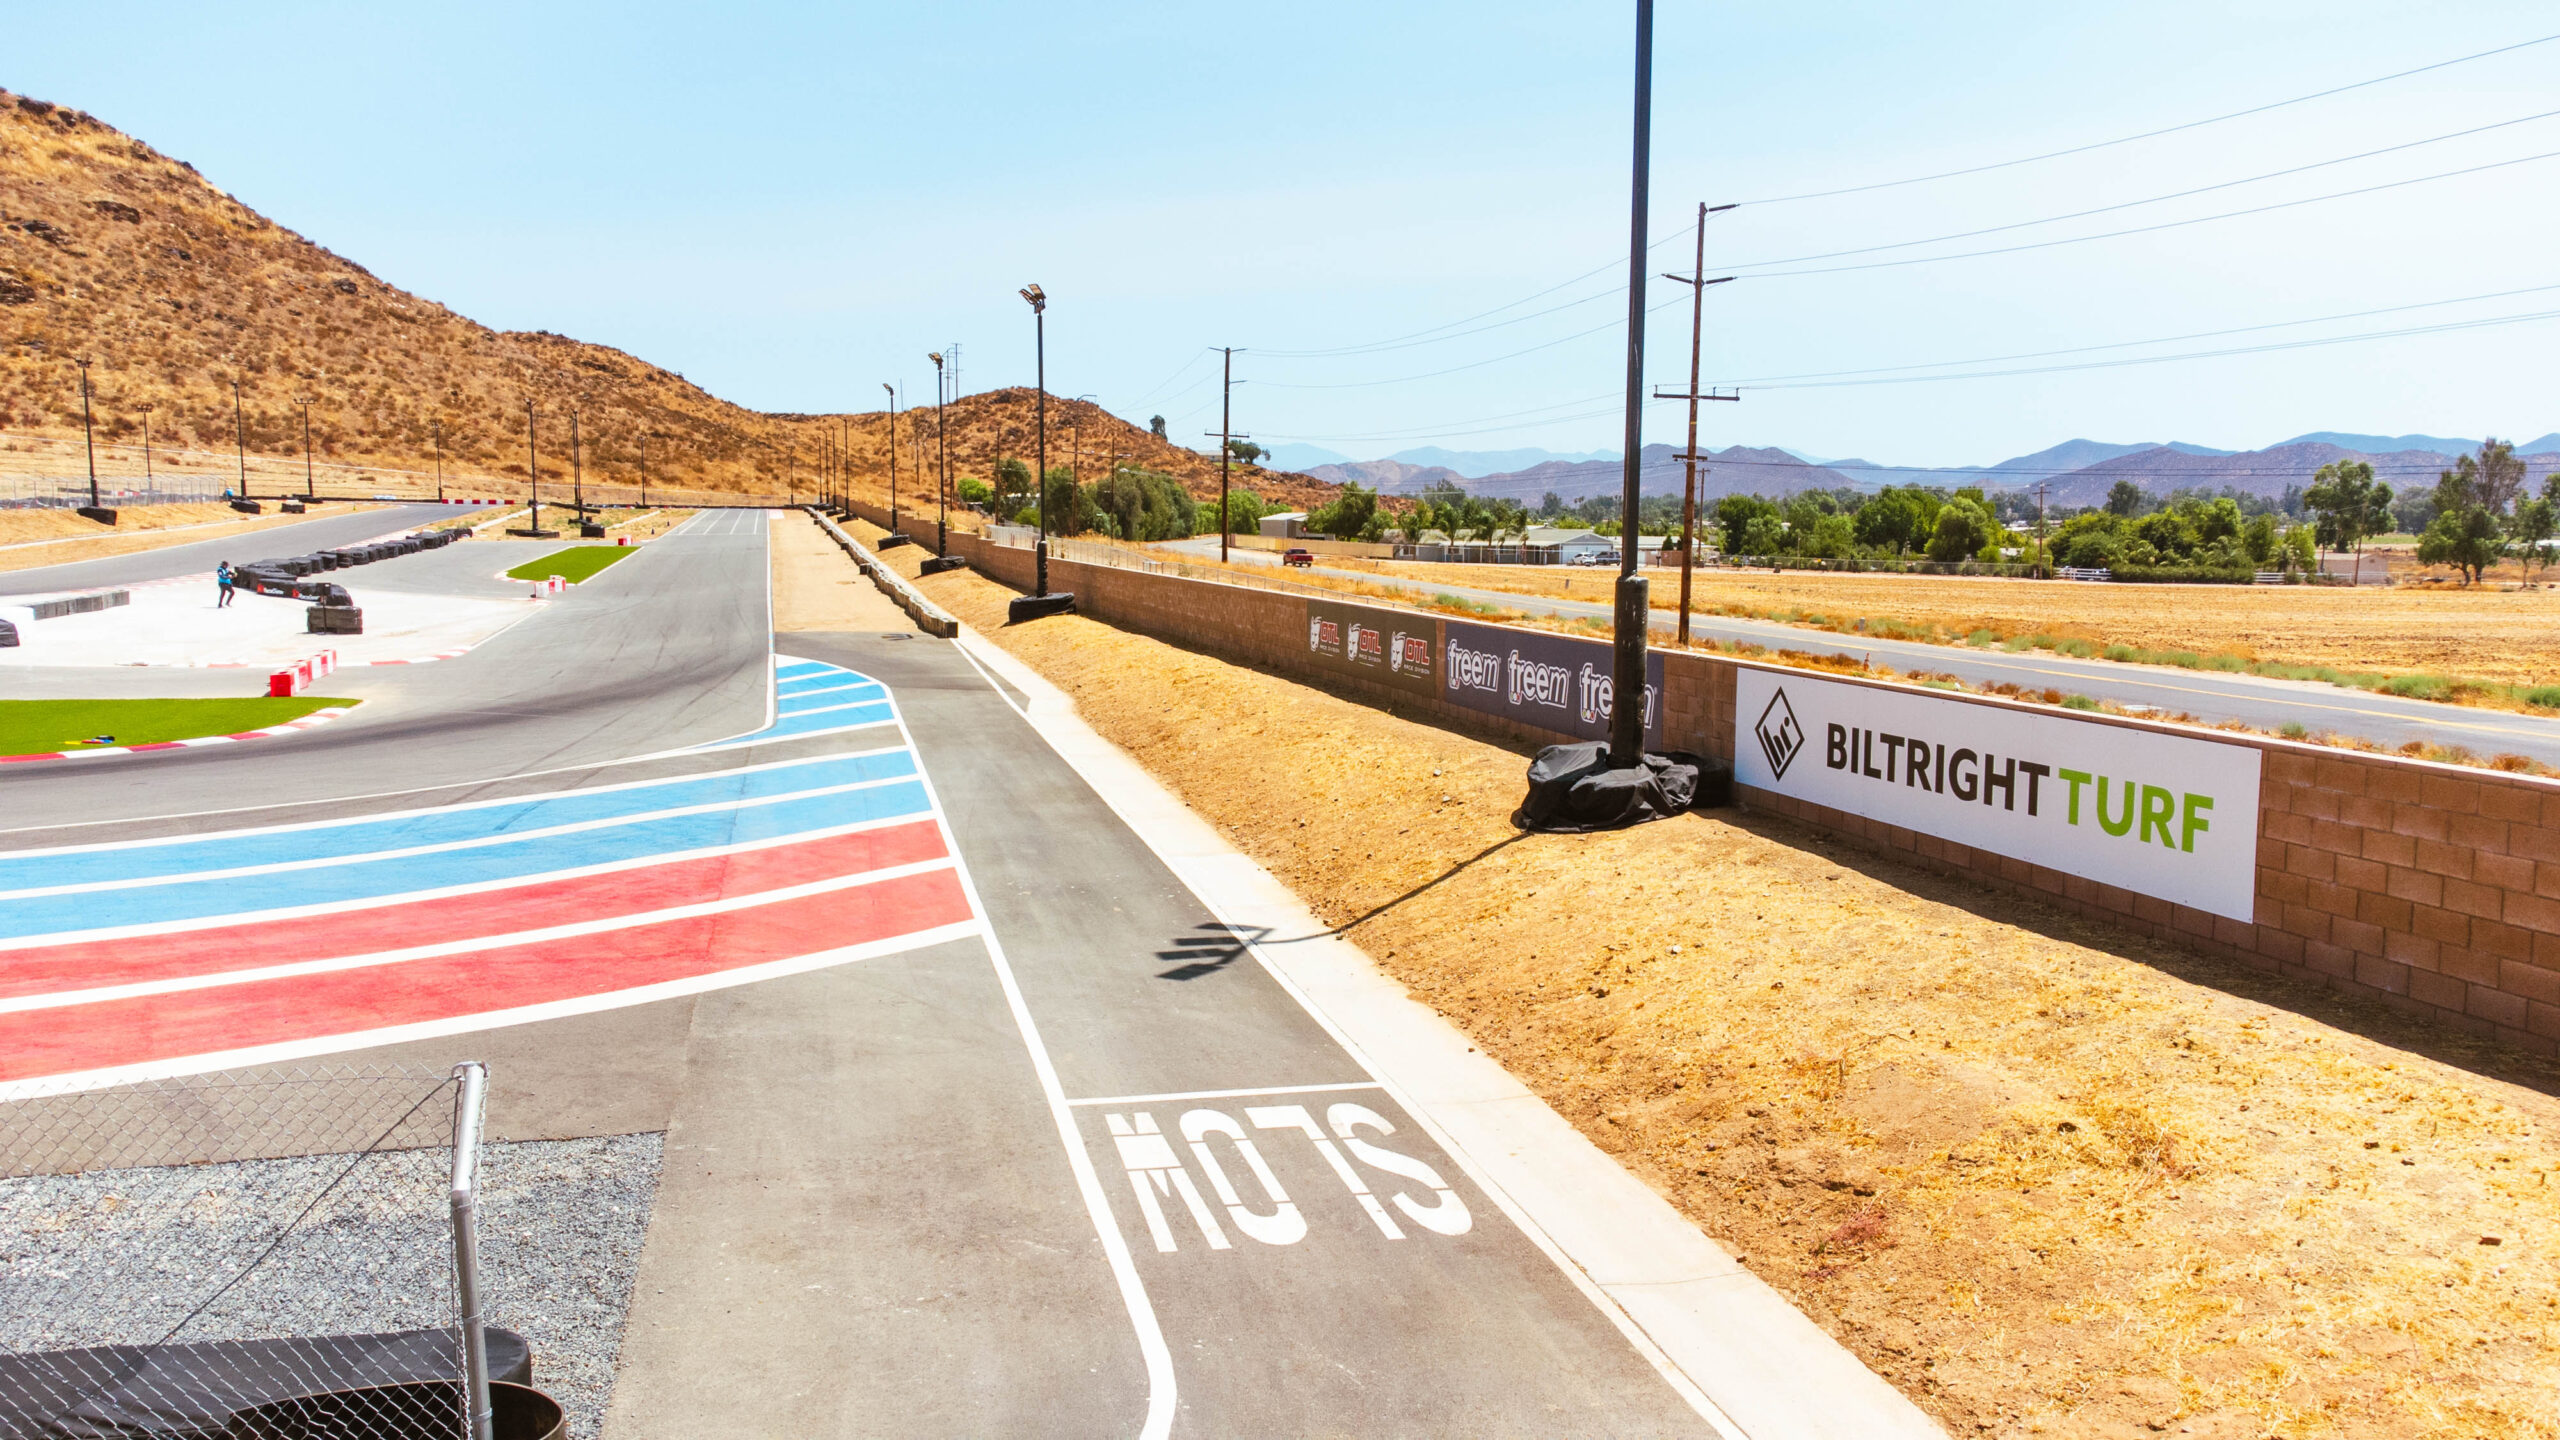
<box><xmin>1652</xmin><ymin>200</ymin><xmax>1739</xmax><ymax>646</ymax></box>
<box><xmin>884</xmin><ymin>382</ymin><xmax>900</xmax><ymax>533</ymax></box>
<box><xmin>141</xmin><ymin>408</ymin><xmax>153</xmax><ymax>493</ymax></box>
<box><xmin>1609</xmin><ymin>0</ymin><xmax>1656</xmax><ymax>768</ymax></box>
<box><xmin>2032</xmin><ymin>480</ymin><xmax>2051</xmax><ymax>578</ymax></box>
<box><xmin>1207</xmin><ymin>348</ymin><xmax>1245</xmax><ymax>562</ymax></box>
<box><xmin>1020</xmin><ymin>283</ymin><xmax>1050</xmax><ymax>596</ymax></box>
<box><xmin>232</xmin><ymin>377</ymin><xmax>247</xmax><ymax>498</ymax></box>
<box><xmin>931</xmin><ymin>351</ymin><xmax>949</xmax><ymax>551</ymax></box>
<box><xmin>294</xmin><ymin>397</ymin><xmax>317</xmax><ymax>499</ymax></box>
<box><xmin>432</xmin><ymin>419</ymin><xmax>445</xmax><ymax>502</ymax></box>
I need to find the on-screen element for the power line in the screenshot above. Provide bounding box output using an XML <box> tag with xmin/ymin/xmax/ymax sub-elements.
<box><xmin>1733</xmin><ymin>147</ymin><xmax>2560</xmax><ymax>279</ymax></box>
<box><xmin>1737</xmin><ymin>31</ymin><xmax>2560</xmax><ymax>205</ymax></box>
<box><xmin>1723</xmin><ymin>281</ymin><xmax>2560</xmax><ymax>384</ymax></box>
<box><xmin>1255</xmin><ymin>291</ymin><xmax>1696</xmax><ymax>391</ymax></box>
<box><xmin>1720</xmin><ymin>107</ymin><xmax>2560</xmax><ymax>272</ymax></box>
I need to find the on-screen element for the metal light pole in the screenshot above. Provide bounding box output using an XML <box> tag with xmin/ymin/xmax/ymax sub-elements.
<box><xmin>883</xmin><ymin>382</ymin><xmax>899</xmax><ymax>532</ymax></box>
<box><xmin>524</xmin><ymin>401</ymin><xmax>542</xmax><ymax>532</ymax></box>
<box><xmin>930</xmin><ymin>351</ymin><xmax>948</xmax><ymax>551</ymax></box>
<box><xmin>76</xmin><ymin>358</ymin><xmax>99</xmax><ymax>508</ymax></box>
<box><xmin>295</xmin><ymin>397</ymin><xmax>317</xmax><ymax>499</ymax></box>
<box><xmin>432</xmin><ymin>419</ymin><xmax>445</xmax><ymax>502</ymax></box>
<box><xmin>141</xmin><ymin>408</ymin><xmax>153</xmax><ymax>493</ymax></box>
<box><xmin>641</xmin><ymin>432</ymin><xmax>651</xmax><ymax>509</ymax></box>
<box><xmin>569</xmin><ymin>409</ymin><xmax>585</xmax><ymax>518</ymax></box>
<box><xmin>1609</xmin><ymin>0</ymin><xmax>1656</xmax><ymax>768</ymax></box>
<box><xmin>232</xmin><ymin>377</ymin><xmax>247</xmax><ymax>498</ymax></box>
<box><xmin>1020</xmin><ymin>283</ymin><xmax>1049</xmax><ymax>596</ymax></box>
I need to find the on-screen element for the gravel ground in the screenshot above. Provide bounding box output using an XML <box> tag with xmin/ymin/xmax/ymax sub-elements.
<box><xmin>1</xmin><ymin>1132</ymin><xmax>662</xmax><ymax>1438</ymax></box>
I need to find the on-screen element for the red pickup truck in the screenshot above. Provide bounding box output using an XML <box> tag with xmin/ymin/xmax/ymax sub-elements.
<box><xmin>1281</xmin><ymin>548</ymin><xmax>1314</xmax><ymax>567</ymax></box>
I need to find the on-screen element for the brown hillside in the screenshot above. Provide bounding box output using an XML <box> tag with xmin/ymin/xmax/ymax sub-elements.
<box><xmin>0</xmin><ymin>89</ymin><xmax>1337</xmax><ymax>509</ymax></box>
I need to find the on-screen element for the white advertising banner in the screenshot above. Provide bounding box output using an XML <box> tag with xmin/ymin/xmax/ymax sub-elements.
<box><xmin>1732</xmin><ymin>668</ymin><xmax>2263</xmax><ymax>922</ymax></box>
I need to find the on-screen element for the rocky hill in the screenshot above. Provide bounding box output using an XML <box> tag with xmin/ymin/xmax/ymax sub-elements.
<box><xmin>2043</xmin><ymin>440</ymin><xmax>2560</xmax><ymax>508</ymax></box>
<box><xmin>1449</xmin><ymin>443</ymin><xmax>1863</xmax><ymax>505</ymax></box>
<box><xmin>0</xmin><ymin>89</ymin><xmax>1332</xmax><ymax>509</ymax></box>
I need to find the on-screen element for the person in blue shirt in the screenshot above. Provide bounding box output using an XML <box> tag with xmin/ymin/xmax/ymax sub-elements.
<box><xmin>216</xmin><ymin>560</ymin><xmax>235</xmax><ymax>608</ymax></box>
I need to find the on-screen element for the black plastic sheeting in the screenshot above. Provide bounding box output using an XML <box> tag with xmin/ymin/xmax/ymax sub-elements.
<box><xmin>1513</xmin><ymin>742</ymin><xmax>1732</xmax><ymax>833</ymax></box>
<box><xmin>0</xmin><ymin>1328</ymin><xmax>530</xmax><ymax>1440</ymax></box>
<box><xmin>1006</xmin><ymin>592</ymin><xmax>1077</xmax><ymax>623</ymax></box>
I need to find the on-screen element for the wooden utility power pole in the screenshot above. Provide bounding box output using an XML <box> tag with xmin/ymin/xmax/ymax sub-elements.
<box><xmin>1207</xmin><ymin>347</ymin><xmax>1246</xmax><ymax>562</ymax></box>
<box><xmin>1653</xmin><ymin>201</ymin><xmax>1738</xmax><ymax>646</ymax></box>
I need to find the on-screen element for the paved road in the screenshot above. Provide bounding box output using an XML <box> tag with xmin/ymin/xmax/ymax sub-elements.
<box><xmin>1162</xmin><ymin>537</ymin><xmax>2560</xmax><ymax>765</ymax></box>
<box><xmin>0</xmin><ymin>502</ymin><xmax>474</xmax><ymax>596</ymax></box>
<box><xmin>0</xmin><ymin>511</ymin><xmax>1843</xmax><ymax>1436</ymax></box>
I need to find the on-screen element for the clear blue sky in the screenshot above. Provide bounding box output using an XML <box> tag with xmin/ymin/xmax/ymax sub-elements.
<box><xmin>11</xmin><ymin>2</ymin><xmax>2558</xmax><ymax>467</ymax></box>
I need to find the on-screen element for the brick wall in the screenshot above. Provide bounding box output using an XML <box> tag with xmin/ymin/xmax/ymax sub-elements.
<box><xmin>892</xmin><ymin>515</ymin><xmax>2560</xmax><ymax>1055</ymax></box>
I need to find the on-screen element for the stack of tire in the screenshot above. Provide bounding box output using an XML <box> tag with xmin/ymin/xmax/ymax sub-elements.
<box><xmin>233</xmin><ymin>529</ymin><xmax>462</xmax><ymax>602</ymax></box>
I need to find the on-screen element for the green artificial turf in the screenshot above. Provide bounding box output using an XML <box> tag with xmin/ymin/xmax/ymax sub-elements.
<box><xmin>0</xmin><ymin>697</ymin><xmax>353</xmax><ymax>755</ymax></box>
<box><xmin>505</xmin><ymin>545</ymin><xmax>635</xmax><ymax>584</ymax></box>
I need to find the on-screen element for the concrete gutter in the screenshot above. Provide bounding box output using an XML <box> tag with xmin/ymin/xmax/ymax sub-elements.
<box><xmin>806</xmin><ymin>507</ymin><xmax>958</xmax><ymax>638</ymax></box>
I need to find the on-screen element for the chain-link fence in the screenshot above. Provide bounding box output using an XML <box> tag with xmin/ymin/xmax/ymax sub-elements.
<box><xmin>0</xmin><ymin>1063</ymin><xmax>512</xmax><ymax>1440</ymax></box>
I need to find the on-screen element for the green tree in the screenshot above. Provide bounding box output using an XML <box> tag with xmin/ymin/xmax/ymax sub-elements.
<box><xmin>2303</xmin><ymin>459</ymin><xmax>2391</xmax><ymax>556</ymax></box>
<box><xmin>2104</xmin><ymin>479</ymin><xmax>2146</xmax><ymax>517</ymax></box>
<box><xmin>2241</xmin><ymin>513</ymin><xmax>2278</xmax><ymax>566</ymax></box>
<box><xmin>1225</xmin><ymin>439</ymin><xmax>1264</xmax><ymax>466</ymax></box>
<box><xmin>2418</xmin><ymin>504</ymin><xmax>2503</xmax><ymax>584</ymax></box>
<box><xmin>955</xmin><ymin>477</ymin><xmax>993</xmax><ymax>508</ymax></box>
<box><xmin>1714</xmin><ymin>494</ymin><xmax>1781</xmax><ymax>553</ymax></box>
<box><xmin>993</xmin><ymin>457</ymin><xmax>1033</xmax><ymax>514</ymax></box>
<box><xmin>1852</xmin><ymin>486</ymin><xmax>1939</xmax><ymax>555</ymax></box>
<box><xmin>1149</xmin><ymin>415</ymin><xmax>1167</xmax><ymax>439</ymax></box>
<box><xmin>1201</xmin><ymin>486</ymin><xmax>1267</xmax><ymax>536</ymax></box>
<box><xmin>1738</xmin><ymin>513</ymin><xmax>1785</xmax><ymax>557</ymax></box>
<box><xmin>1926</xmin><ymin>495</ymin><xmax>1999</xmax><ymax>562</ymax></box>
<box><xmin>2509</xmin><ymin>494</ymin><xmax>2555</xmax><ymax>575</ymax></box>
<box><xmin>1306</xmin><ymin>481</ymin><xmax>1378</xmax><ymax>538</ymax></box>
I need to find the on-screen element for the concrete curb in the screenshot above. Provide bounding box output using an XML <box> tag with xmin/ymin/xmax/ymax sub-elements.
<box><xmin>949</xmin><ymin>623</ymin><xmax>1947</xmax><ymax>1440</ymax></box>
<box><xmin>805</xmin><ymin>508</ymin><xmax>958</xmax><ymax>638</ymax></box>
<box><xmin>0</xmin><ymin>703</ymin><xmax>356</xmax><ymax>765</ymax></box>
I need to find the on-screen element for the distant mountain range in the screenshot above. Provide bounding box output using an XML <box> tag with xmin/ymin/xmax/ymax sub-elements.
<box><xmin>1273</xmin><ymin>443</ymin><xmax>1617</xmax><ymax>478</ymax></box>
<box><xmin>1291</xmin><ymin>431</ymin><xmax>2560</xmax><ymax>508</ymax></box>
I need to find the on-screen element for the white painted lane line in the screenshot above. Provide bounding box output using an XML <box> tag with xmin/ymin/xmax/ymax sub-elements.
<box><xmin>0</xmin><ymin>771</ymin><xmax>921</xmax><ymax>902</ymax></box>
<box><xmin>0</xmin><ymin>742</ymin><xmax>906</xmax><ymax>858</ymax></box>
<box><xmin>0</xmin><ymin>918</ymin><xmax>988</xmax><ymax>1102</ymax></box>
<box><xmin>881</xmin><ymin>690</ymin><xmax>1177</xmax><ymax>1440</ymax></box>
<box><xmin>1066</xmin><ymin>1081</ymin><xmax>1384</xmax><ymax>1108</ymax></box>
<box><xmin>0</xmin><ymin>857</ymin><xmax>959</xmax><ymax>1014</ymax></box>
<box><xmin>0</xmin><ymin>808</ymin><xmax>936</xmax><ymax>952</ymax></box>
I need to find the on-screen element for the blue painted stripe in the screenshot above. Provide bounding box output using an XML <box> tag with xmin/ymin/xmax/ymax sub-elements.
<box><xmin>779</xmin><ymin>683</ymin><xmax>886</xmax><ymax>714</ymax></box>
<box><xmin>704</xmin><ymin>702</ymin><xmax>896</xmax><ymax>748</ymax></box>
<box><xmin>774</xmin><ymin>660</ymin><xmax>834</xmax><ymax>679</ymax></box>
<box><xmin>0</xmin><ymin>781</ymin><xmax>934</xmax><ymax>940</ymax></box>
<box><xmin>778</xmin><ymin>673</ymin><xmax>875</xmax><ymax>696</ymax></box>
<box><xmin>0</xmin><ymin>750</ymin><xmax>917</xmax><ymax>893</ymax></box>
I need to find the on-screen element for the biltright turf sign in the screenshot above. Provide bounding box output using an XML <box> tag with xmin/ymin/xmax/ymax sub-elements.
<box><xmin>1733</xmin><ymin>668</ymin><xmax>2262</xmax><ymax>921</ymax></box>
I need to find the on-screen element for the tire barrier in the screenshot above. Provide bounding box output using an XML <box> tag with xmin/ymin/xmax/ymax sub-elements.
<box><xmin>234</xmin><ymin>528</ymin><xmax>461</xmax><ymax>602</ymax></box>
<box><xmin>25</xmin><ymin>590</ymin><xmax>131</xmax><ymax>620</ymax></box>
<box><xmin>804</xmin><ymin>507</ymin><xmax>959</xmax><ymax>638</ymax></box>
<box><xmin>230</xmin><ymin>499</ymin><xmax>263</xmax><ymax>515</ymax></box>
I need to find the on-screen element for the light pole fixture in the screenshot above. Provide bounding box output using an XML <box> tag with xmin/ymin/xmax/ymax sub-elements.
<box><xmin>930</xmin><ymin>351</ymin><xmax>948</xmax><ymax>553</ymax></box>
<box><xmin>294</xmin><ymin>396</ymin><xmax>318</xmax><ymax>500</ymax></box>
<box><xmin>75</xmin><ymin>357</ymin><xmax>102</xmax><ymax>515</ymax></box>
<box><xmin>1009</xmin><ymin>284</ymin><xmax>1073</xmax><ymax>621</ymax></box>
<box><xmin>884</xmin><ymin>382</ymin><xmax>900</xmax><ymax>535</ymax></box>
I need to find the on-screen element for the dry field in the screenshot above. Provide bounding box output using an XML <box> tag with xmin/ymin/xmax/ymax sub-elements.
<box><xmin>1304</xmin><ymin>558</ymin><xmax>2560</xmax><ymax>688</ymax></box>
<box><xmin>848</xmin><ymin>522</ymin><xmax>2560</xmax><ymax>1439</ymax></box>
<box><xmin>0</xmin><ymin>501</ymin><xmax>390</xmax><ymax>574</ymax></box>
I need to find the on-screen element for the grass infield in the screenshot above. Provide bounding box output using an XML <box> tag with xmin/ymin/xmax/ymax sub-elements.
<box><xmin>506</xmin><ymin>545</ymin><xmax>635</xmax><ymax>584</ymax></box>
<box><xmin>0</xmin><ymin>697</ymin><xmax>352</xmax><ymax>755</ymax></box>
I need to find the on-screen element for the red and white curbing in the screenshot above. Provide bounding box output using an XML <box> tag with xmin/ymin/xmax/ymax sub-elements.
<box><xmin>0</xmin><ymin>705</ymin><xmax>355</xmax><ymax>766</ymax></box>
<box><xmin>267</xmin><ymin>649</ymin><xmax>340</xmax><ymax>697</ymax></box>
<box><xmin>366</xmin><ymin>648</ymin><xmax>472</xmax><ymax>666</ymax></box>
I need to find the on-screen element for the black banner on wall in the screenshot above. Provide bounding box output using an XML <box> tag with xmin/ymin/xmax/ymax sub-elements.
<box><xmin>1440</xmin><ymin>619</ymin><xmax>1665</xmax><ymax>748</ymax></box>
<box><xmin>1305</xmin><ymin>599</ymin><xmax>1439</xmax><ymax>697</ymax></box>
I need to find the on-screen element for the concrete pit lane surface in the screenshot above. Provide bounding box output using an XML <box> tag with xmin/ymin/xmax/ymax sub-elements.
<box><xmin>0</xmin><ymin>508</ymin><xmax>1931</xmax><ymax>1438</ymax></box>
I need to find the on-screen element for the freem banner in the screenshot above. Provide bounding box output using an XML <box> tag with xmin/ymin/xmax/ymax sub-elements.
<box><xmin>1441</xmin><ymin>620</ymin><xmax>1664</xmax><ymax>748</ymax></box>
<box><xmin>1732</xmin><ymin>668</ymin><xmax>2262</xmax><ymax>921</ymax></box>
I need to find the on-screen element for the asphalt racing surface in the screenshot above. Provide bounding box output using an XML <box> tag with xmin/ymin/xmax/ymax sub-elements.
<box><xmin>0</xmin><ymin>511</ymin><xmax>1782</xmax><ymax>1437</ymax></box>
<box><xmin>1165</xmin><ymin>537</ymin><xmax>2560</xmax><ymax>764</ymax></box>
<box><xmin>0</xmin><ymin>502</ymin><xmax>466</xmax><ymax>596</ymax></box>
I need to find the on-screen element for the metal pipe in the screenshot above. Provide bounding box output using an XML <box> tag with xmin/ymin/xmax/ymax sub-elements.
<box><xmin>448</xmin><ymin>1061</ymin><xmax>494</xmax><ymax>1440</ymax></box>
<box><xmin>1610</xmin><ymin>0</ymin><xmax>1655</xmax><ymax>768</ymax></box>
<box><xmin>77</xmin><ymin>359</ymin><xmax>98</xmax><ymax>508</ymax></box>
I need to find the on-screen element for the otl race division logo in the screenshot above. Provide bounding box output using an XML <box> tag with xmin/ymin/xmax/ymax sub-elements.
<box><xmin>1756</xmin><ymin>688</ymin><xmax>1805</xmax><ymax>779</ymax></box>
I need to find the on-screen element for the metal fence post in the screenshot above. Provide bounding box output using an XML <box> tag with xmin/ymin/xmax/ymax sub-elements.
<box><xmin>449</xmin><ymin>1061</ymin><xmax>495</xmax><ymax>1440</ymax></box>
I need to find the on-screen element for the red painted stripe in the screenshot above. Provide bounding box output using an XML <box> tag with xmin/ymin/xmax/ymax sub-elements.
<box><xmin>0</xmin><ymin>870</ymin><xmax>973</xmax><ymax>1082</ymax></box>
<box><xmin>128</xmin><ymin>742</ymin><xmax>188</xmax><ymax>753</ymax></box>
<box><xmin>0</xmin><ymin>820</ymin><xmax>948</xmax><ymax>1000</ymax></box>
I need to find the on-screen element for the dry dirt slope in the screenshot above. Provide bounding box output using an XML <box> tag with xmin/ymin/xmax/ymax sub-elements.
<box><xmin>0</xmin><ymin>89</ymin><xmax>1341</xmax><ymax>509</ymax></box>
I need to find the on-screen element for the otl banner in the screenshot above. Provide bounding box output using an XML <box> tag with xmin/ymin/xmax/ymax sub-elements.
<box><xmin>1732</xmin><ymin>668</ymin><xmax>2263</xmax><ymax>922</ymax></box>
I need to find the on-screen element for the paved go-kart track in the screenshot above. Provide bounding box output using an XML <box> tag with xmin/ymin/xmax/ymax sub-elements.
<box><xmin>0</xmin><ymin>510</ymin><xmax>1935</xmax><ymax>1438</ymax></box>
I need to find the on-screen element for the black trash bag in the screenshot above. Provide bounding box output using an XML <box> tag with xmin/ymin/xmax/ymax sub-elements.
<box><xmin>1514</xmin><ymin>742</ymin><xmax>1728</xmax><ymax>833</ymax></box>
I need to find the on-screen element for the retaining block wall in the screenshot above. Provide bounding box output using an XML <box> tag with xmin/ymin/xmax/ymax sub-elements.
<box><xmin>883</xmin><ymin>513</ymin><xmax>2560</xmax><ymax>1054</ymax></box>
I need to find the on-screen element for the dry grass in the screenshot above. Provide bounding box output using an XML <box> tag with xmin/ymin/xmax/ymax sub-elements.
<box><xmin>877</xmin><ymin>529</ymin><xmax>2560</xmax><ymax>1440</ymax></box>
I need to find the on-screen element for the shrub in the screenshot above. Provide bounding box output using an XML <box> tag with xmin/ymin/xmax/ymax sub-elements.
<box><xmin>2060</xmin><ymin>694</ymin><xmax>2099</xmax><ymax>711</ymax></box>
<box><xmin>2526</xmin><ymin>686</ymin><xmax>2560</xmax><ymax>709</ymax></box>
